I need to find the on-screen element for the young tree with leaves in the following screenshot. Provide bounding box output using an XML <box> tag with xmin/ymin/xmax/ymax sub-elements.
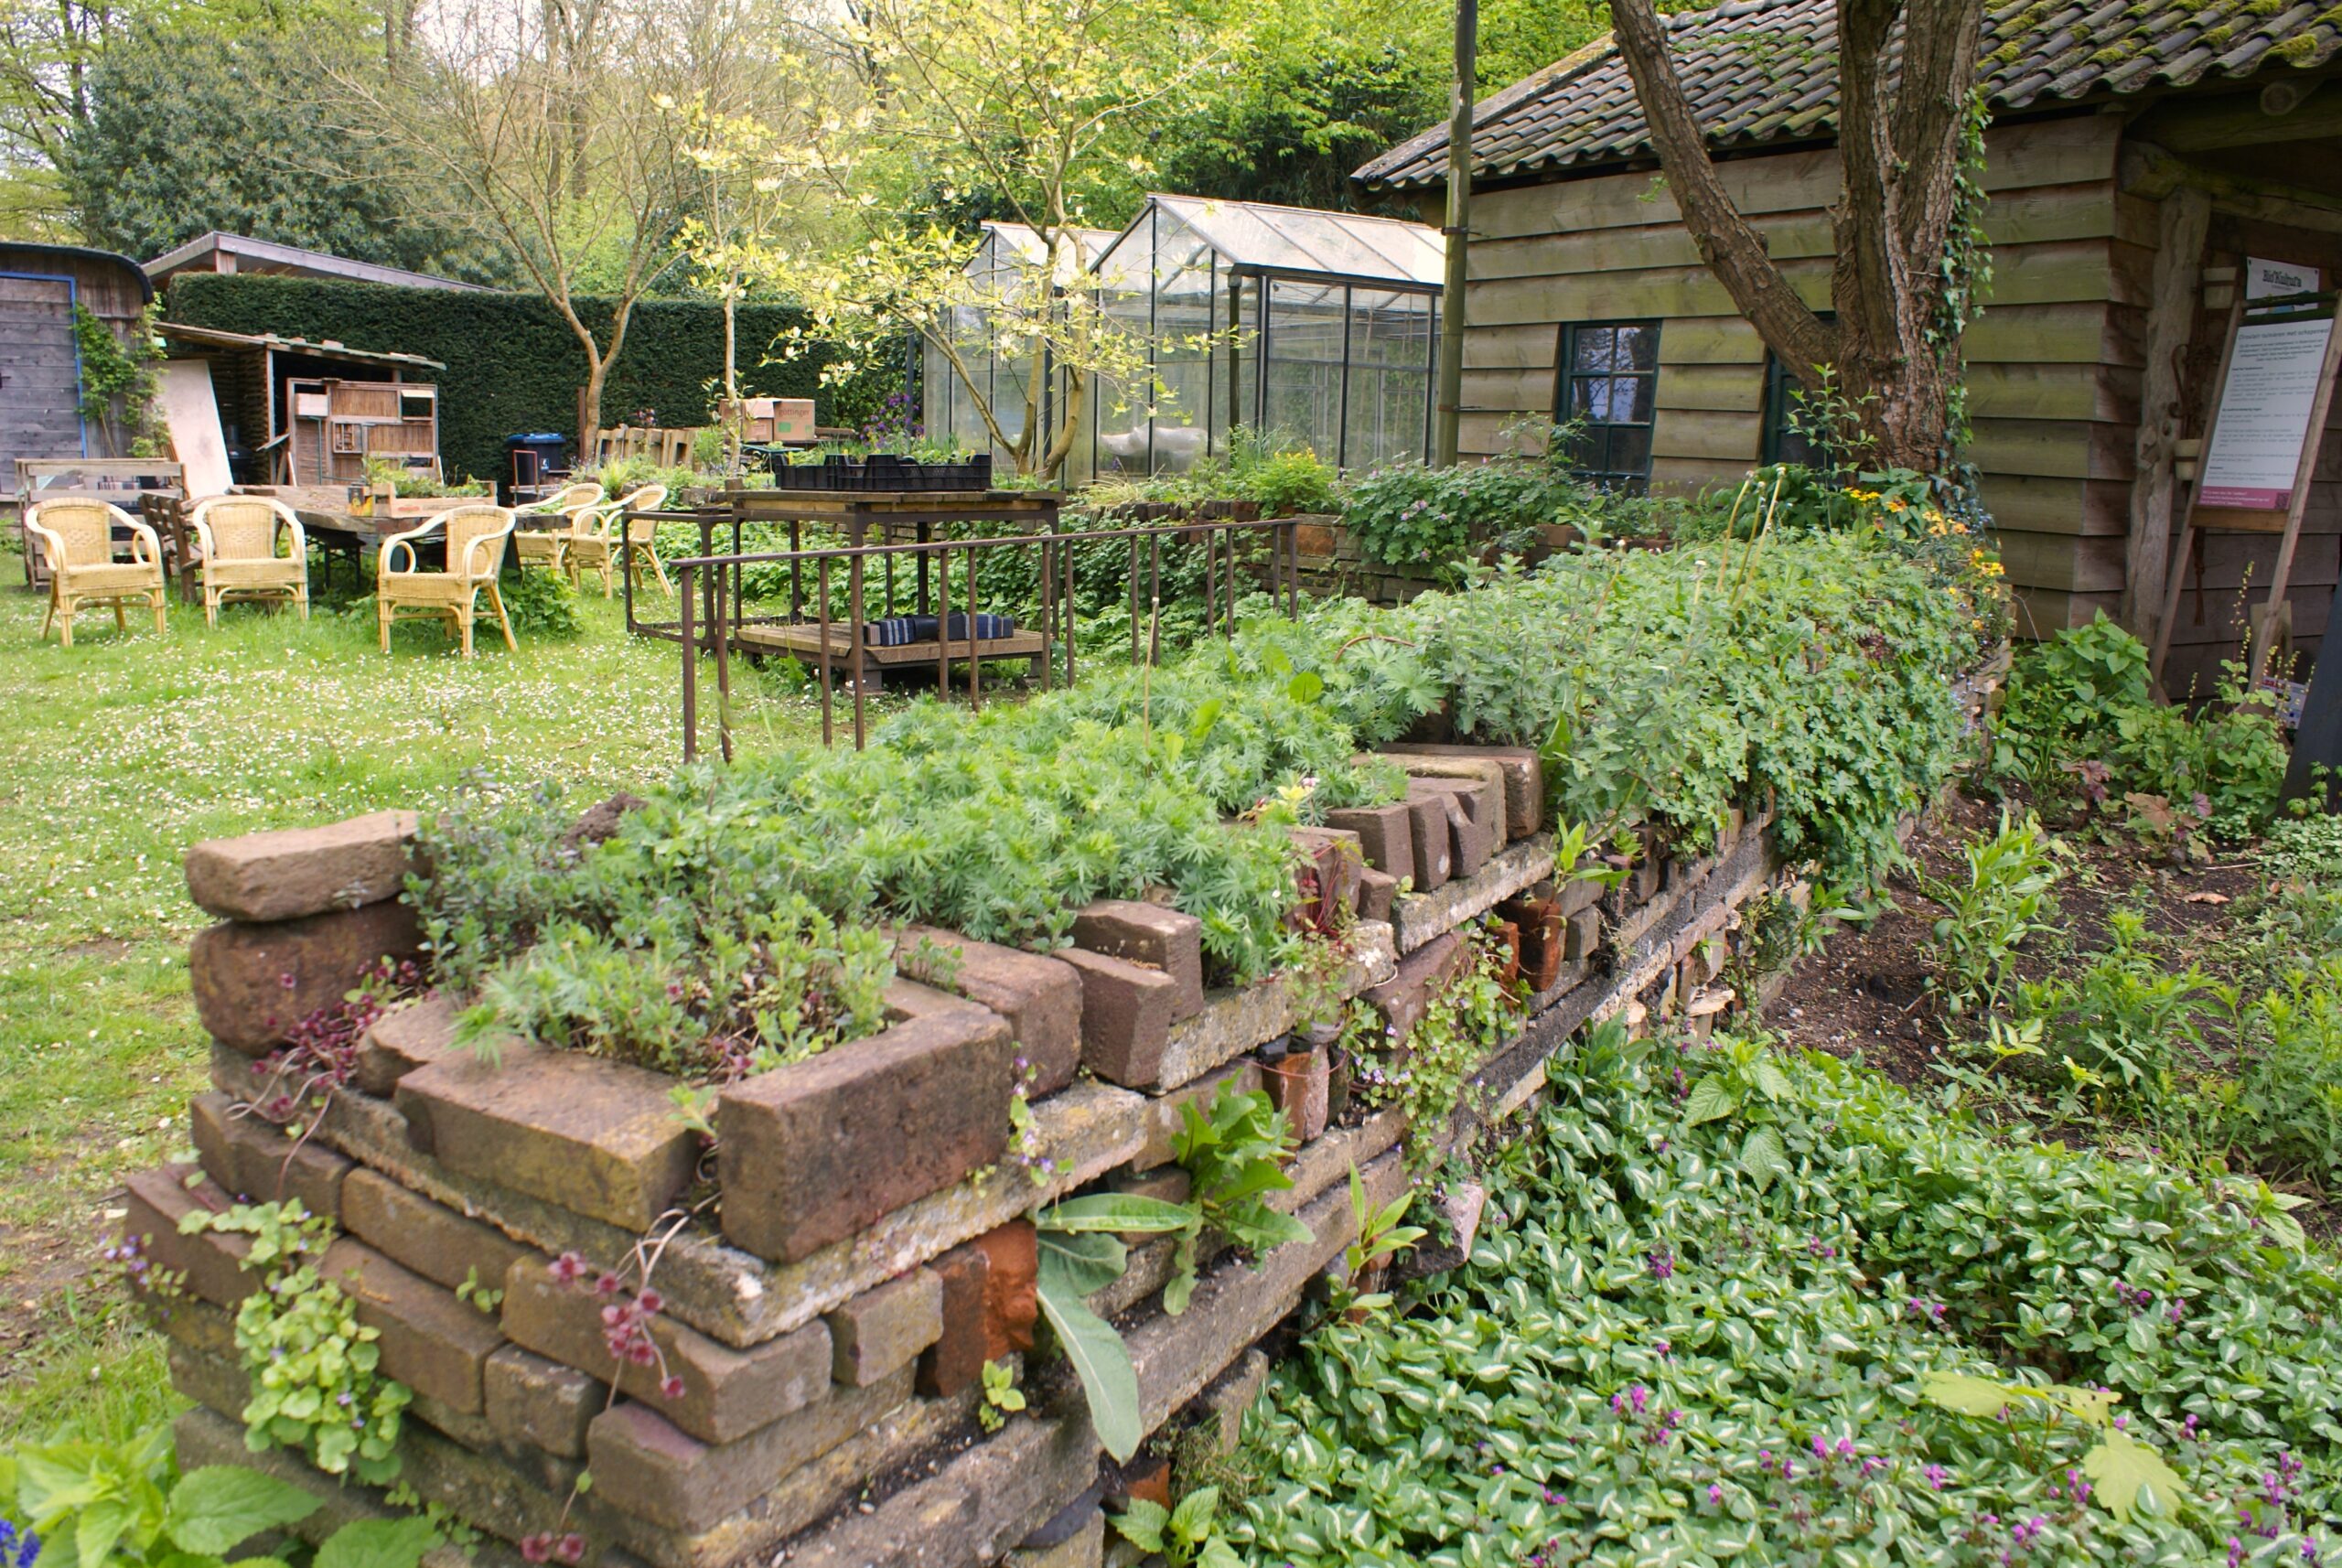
<box><xmin>1607</xmin><ymin>0</ymin><xmax>1991</xmax><ymax>470</ymax></box>
<box><xmin>331</xmin><ymin>0</ymin><xmax>767</xmax><ymax>445</ymax></box>
<box><xmin>761</xmin><ymin>0</ymin><xmax>1241</xmax><ymax>479</ymax></box>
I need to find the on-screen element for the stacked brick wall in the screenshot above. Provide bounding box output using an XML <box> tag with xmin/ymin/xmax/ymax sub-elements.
<box><xmin>122</xmin><ymin>658</ymin><xmax>2000</xmax><ymax>1568</ymax></box>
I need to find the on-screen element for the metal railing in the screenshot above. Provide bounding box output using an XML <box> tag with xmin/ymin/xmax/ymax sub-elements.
<box><xmin>640</xmin><ymin>510</ymin><xmax>1309</xmax><ymax>762</ymax></box>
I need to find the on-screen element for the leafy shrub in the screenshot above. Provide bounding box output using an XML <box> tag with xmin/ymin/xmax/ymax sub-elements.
<box><xmin>500</xmin><ymin>566</ymin><xmax>585</xmax><ymax>639</ymax></box>
<box><xmin>2217</xmin><ymin>956</ymin><xmax>2342</xmax><ymax>1187</ymax></box>
<box><xmin>0</xmin><ymin>1422</ymin><xmax>446</xmax><ymax>1568</ymax></box>
<box><xmin>1994</xmin><ymin>615</ymin><xmax>2289</xmax><ymax>840</ymax></box>
<box><xmin>1918</xmin><ymin>810</ymin><xmax>2062</xmax><ymax>1016</ymax></box>
<box><xmin>1340</xmin><ymin>456</ymin><xmax>1556</xmax><ymax>573</ymax></box>
<box><xmin>1229</xmin><ymin>1026</ymin><xmax>2341</xmax><ymax>1565</ymax></box>
<box><xmin>2017</xmin><ymin>909</ymin><xmax>2217</xmax><ymax>1112</ymax></box>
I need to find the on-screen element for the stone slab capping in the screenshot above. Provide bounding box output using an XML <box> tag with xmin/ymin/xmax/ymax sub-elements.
<box><xmin>186</xmin><ymin>810</ymin><xmax>422</xmax><ymax>923</ymax></box>
<box><xmin>135</xmin><ymin>707</ymin><xmax>1997</xmax><ymax>1568</ymax></box>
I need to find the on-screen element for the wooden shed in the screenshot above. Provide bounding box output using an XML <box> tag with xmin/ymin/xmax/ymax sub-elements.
<box><xmin>0</xmin><ymin>242</ymin><xmax>155</xmax><ymax>499</ymax></box>
<box><xmin>1357</xmin><ymin>0</ymin><xmax>2342</xmax><ymax>695</ymax></box>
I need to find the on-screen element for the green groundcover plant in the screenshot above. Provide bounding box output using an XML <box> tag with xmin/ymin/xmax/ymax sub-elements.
<box><xmin>1228</xmin><ymin>1023</ymin><xmax>2338</xmax><ymax>1566</ymax></box>
<box><xmin>414</xmin><ymin>526</ymin><xmax>1993</xmax><ymax>1063</ymax></box>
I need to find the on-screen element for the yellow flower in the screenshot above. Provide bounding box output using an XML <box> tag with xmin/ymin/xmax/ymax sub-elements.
<box><xmin>1884</xmin><ymin>496</ymin><xmax>1907</xmax><ymax>513</ymax></box>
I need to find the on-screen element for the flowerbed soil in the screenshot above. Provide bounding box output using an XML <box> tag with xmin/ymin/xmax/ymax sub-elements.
<box><xmin>1764</xmin><ymin>787</ymin><xmax>2260</xmax><ymax>1091</ymax></box>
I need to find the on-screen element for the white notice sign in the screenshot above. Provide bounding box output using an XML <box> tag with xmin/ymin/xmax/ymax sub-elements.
<box><xmin>2248</xmin><ymin>257</ymin><xmax>2322</xmax><ymax>299</ymax></box>
<box><xmin>2198</xmin><ymin>304</ymin><xmax>2336</xmax><ymax>510</ymax></box>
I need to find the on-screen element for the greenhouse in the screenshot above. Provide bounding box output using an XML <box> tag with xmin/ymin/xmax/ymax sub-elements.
<box><xmin>922</xmin><ymin>197</ymin><xmax>1445</xmax><ymax>484</ymax></box>
<box><xmin>925</xmin><ymin>221</ymin><xmax>1117</xmax><ymax>463</ymax></box>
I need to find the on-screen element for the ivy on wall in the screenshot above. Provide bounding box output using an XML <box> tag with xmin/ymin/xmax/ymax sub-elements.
<box><xmin>163</xmin><ymin>274</ymin><xmax>908</xmax><ymax>481</ymax></box>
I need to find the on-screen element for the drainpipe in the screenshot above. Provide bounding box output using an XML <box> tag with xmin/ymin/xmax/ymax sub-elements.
<box><xmin>1434</xmin><ymin>0</ymin><xmax>1476</xmax><ymax>468</ymax></box>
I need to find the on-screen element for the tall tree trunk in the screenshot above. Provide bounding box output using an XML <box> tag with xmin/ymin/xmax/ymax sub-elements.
<box><xmin>1608</xmin><ymin>0</ymin><xmax>1985</xmax><ymax>471</ymax></box>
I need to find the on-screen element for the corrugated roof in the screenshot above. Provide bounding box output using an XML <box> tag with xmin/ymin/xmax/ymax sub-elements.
<box><xmin>156</xmin><ymin>320</ymin><xmax>446</xmax><ymax>371</ymax></box>
<box><xmin>1115</xmin><ymin>195</ymin><xmax>1445</xmax><ymax>287</ymax></box>
<box><xmin>145</xmin><ymin>232</ymin><xmax>495</xmax><ymax>293</ymax></box>
<box><xmin>1357</xmin><ymin>0</ymin><xmax>2342</xmax><ymax>188</ymax></box>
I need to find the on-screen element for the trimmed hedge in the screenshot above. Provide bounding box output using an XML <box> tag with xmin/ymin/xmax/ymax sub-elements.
<box><xmin>164</xmin><ymin>274</ymin><xmax>905</xmax><ymax>482</ymax></box>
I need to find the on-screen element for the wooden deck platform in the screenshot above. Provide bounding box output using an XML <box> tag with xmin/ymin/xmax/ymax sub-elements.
<box><xmin>733</xmin><ymin>621</ymin><xmax>1047</xmax><ymax>671</ymax></box>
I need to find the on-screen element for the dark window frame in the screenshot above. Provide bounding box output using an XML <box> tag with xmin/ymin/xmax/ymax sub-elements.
<box><xmin>1761</xmin><ymin>320</ymin><xmax>1836</xmax><ymax>468</ymax></box>
<box><xmin>1554</xmin><ymin>320</ymin><xmax>1660</xmax><ymax>490</ymax></box>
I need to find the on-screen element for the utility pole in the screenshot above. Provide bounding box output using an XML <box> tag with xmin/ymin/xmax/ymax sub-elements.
<box><xmin>1434</xmin><ymin>0</ymin><xmax>1476</xmax><ymax>467</ymax></box>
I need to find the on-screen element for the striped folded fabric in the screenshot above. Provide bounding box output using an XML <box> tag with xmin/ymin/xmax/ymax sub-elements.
<box><xmin>863</xmin><ymin>613</ymin><xmax>1017</xmax><ymax>647</ymax></box>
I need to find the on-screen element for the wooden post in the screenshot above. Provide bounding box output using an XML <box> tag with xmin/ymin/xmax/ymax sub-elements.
<box><xmin>2122</xmin><ymin>187</ymin><xmax>2209</xmax><ymax>644</ymax></box>
<box><xmin>2150</xmin><ymin>292</ymin><xmax>2246</xmax><ymax>684</ymax></box>
<box><xmin>1434</xmin><ymin>0</ymin><xmax>1476</xmax><ymax>468</ymax></box>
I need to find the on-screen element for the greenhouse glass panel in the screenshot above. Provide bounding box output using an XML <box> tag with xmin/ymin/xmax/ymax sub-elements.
<box><xmin>1150</xmin><ymin>209</ymin><xmax>1217</xmax><ymax>472</ymax></box>
<box><xmin>1092</xmin><ymin>209</ymin><xmax>1159</xmax><ymax>477</ymax></box>
<box><xmin>1342</xmin><ymin>290</ymin><xmax>1434</xmax><ymax>469</ymax></box>
<box><xmin>1262</xmin><ymin>277</ymin><xmax>1346</xmax><ymax>463</ymax></box>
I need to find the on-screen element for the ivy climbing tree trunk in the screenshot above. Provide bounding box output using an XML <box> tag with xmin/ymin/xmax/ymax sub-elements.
<box><xmin>1608</xmin><ymin>0</ymin><xmax>1989</xmax><ymax>471</ymax></box>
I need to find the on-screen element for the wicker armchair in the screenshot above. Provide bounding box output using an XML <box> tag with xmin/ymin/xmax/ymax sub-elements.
<box><xmin>377</xmin><ymin>503</ymin><xmax>518</xmax><ymax>658</ymax></box>
<box><xmin>513</xmin><ymin>482</ymin><xmax>606</xmax><ymax>575</ymax></box>
<box><xmin>567</xmin><ymin>485</ymin><xmax>672</xmax><ymax>597</ymax></box>
<box><xmin>24</xmin><ymin>499</ymin><xmax>167</xmax><ymax>648</ymax></box>
<box><xmin>189</xmin><ymin>496</ymin><xmax>308</xmax><ymax>627</ymax></box>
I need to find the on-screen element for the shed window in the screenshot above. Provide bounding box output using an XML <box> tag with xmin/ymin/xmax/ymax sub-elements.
<box><xmin>1762</xmin><ymin>350</ymin><xmax>1830</xmax><ymax>468</ymax></box>
<box><xmin>1556</xmin><ymin>322</ymin><xmax>1658</xmax><ymax>489</ymax></box>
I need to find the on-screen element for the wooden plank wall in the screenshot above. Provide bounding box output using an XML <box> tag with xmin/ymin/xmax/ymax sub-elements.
<box><xmin>1457</xmin><ymin>113</ymin><xmax>2138</xmax><ymax>639</ymax></box>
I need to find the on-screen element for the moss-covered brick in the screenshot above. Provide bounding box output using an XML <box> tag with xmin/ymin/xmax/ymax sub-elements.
<box><xmin>323</xmin><ymin>1238</ymin><xmax>505</xmax><ymax>1414</ymax></box>
<box><xmin>340</xmin><ymin>1168</ymin><xmax>529</xmax><ymax>1295</ymax></box>
<box><xmin>823</xmin><ymin>1268</ymin><xmax>944</xmax><ymax>1387</ymax></box>
<box><xmin>189</xmin><ymin>1092</ymin><xmax>350</xmax><ymax>1219</ymax></box>
<box><xmin>585</xmin><ymin>1367</ymin><xmax>916</xmax><ymax>1535</ymax></box>
<box><xmin>394</xmin><ymin>1045</ymin><xmax>697</xmax><ymax>1232</ymax></box>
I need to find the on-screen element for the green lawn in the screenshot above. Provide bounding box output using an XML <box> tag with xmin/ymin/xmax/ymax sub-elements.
<box><xmin>0</xmin><ymin>544</ymin><xmax>823</xmax><ymax>1440</ymax></box>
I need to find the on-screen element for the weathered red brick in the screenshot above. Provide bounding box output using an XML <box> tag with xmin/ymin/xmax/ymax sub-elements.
<box><xmin>121</xmin><ymin>1165</ymin><xmax>253</xmax><ymax>1308</ymax></box>
<box><xmin>1070</xmin><ymin>900</ymin><xmax>1205</xmax><ymax>1020</ymax></box>
<box><xmin>1261</xmin><ymin>1047</ymin><xmax>1329</xmax><ymax>1141</ymax></box>
<box><xmin>895</xmin><ymin>926</ymin><xmax>1082</xmax><ymax>1093</ymax></box>
<box><xmin>917</xmin><ymin>1241</ymin><xmax>990</xmax><ymax>1398</ymax></box>
<box><xmin>188</xmin><ymin>1092</ymin><xmax>349</xmax><ymax>1219</ymax></box>
<box><xmin>339</xmin><ymin>1169</ymin><xmax>529</xmax><ymax>1296</ymax></box>
<box><xmin>1411</xmin><ymin>778</ymin><xmax>1500</xmax><ymax>876</ymax></box>
<box><xmin>718</xmin><ymin>1007</ymin><xmax>1015</xmax><ymax>1262</ymax></box>
<box><xmin>1401</xmin><ymin>789</ymin><xmax>1452</xmax><ymax>891</ymax></box>
<box><xmin>484</xmin><ymin>1345</ymin><xmax>603</xmax><ymax>1459</ymax></box>
<box><xmin>1323</xmin><ymin>802</ymin><xmax>1413</xmax><ymax>884</ymax></box>
<box><xmin>585</xmin><ymin>1368</ymin><xmax>914</xmax><ymax>1534</ymax></box>
<box><xmin>1383</xmin><ymin>746</ymin><xmax>1544</xmax><ymax>839</ymax></box>
<box><xmin>1056</xmin><ymin>947</ymin><xmax>1178</xmax><ymax>1088</ymax></box>
<box><xmin>394</xmin><ymin>1045</ymin><xmax>697</xmax><ymax>1232</ymax></box>
<box><xmin>190</xmin><ymin>902</ymin><xmax>424</xmax><ymax>1056</ymax></box>
<box><xmin>355</xmin><ymin>993</ymin><xmax>458</xmax><ymax>1097</ymax></box>
<box><xmin>973</xmin><ymin>1221</ymin><xmax>1038</xmax><ymax>1360</ymax></box>
<box><xmin>824</xmin><ymin>1268</ymin><xmax>942</xmax><ymax>1387</ymax></box>
<box><xmin>322</xmin><ymin>1238</ymin><xmax>504</xmax><ymax>1414</ymax></box>
<box><xmin>500</xmin><ymin>1254</ymin><xmax>829</xmax><ymax>1444</ymax></box>
<box><xmin>1361</xmin><ymin>931</ymin><xmax>1464</xmax><ymax>1047</ymax></box>
<box><xmin>186</xmin><ymin>811</ymin><xmax>420</xmax><ymax>923</ymax></box>
<box><xmin>1359</xmin><ymin>866</ymin><xmax>1397</xmax><ymax>924</ymax></box>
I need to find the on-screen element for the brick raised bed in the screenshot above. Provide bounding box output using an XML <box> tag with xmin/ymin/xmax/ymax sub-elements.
<box><xmin>126</xmin><ymin>676</ymin><xmax>1996</xmax><ymax>1568</ymax></box>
